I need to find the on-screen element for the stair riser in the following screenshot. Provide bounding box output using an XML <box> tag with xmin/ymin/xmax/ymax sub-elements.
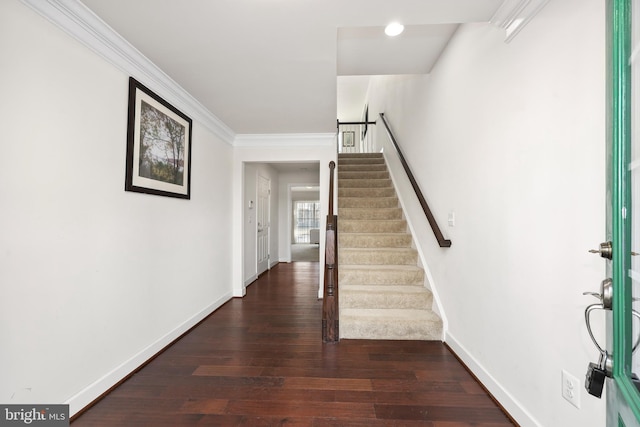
<box><xmin>338</xmin><ymin>164</ymin><xmax>387</xmax><ymax>172</ymax></box>
<box><xmin>339</xmin><ymin>250</ymin><xmax>417</xmax><ymax>265</ymax></box>
<box><xmin>339</xmin><ymin>171</ymin><xmax>389</xmax><ymax>180</ymax></box>
<box><xmin>339</xmin><ymin>179</ymin><xmax>392</xmax><ymax>188</ymax></box>
<box><xmin>338</xmin><ymin>250</ymin><xmax>418</xmax><ymax>265</ymax></box>
<box><xmin>339</xmin><ymin>197</ymin><xmax>398</xmax><ymax>208</ymax></box>
<box><xmin>339</xmin><ymin>269</ymin><xmax>424</xmax><ymax>285</ymax></box>
<box><xmin>339</xmin><ymin>220</ymin><xmax>406</xmax><ymax>233</ymax></box>
<box><xmin>338</xmin><ymin>208</ymin><xmax>402</xmax><ymax>220</ymax></box>
<box><xmin>338</xmin><ymin>234</ymin><xmax>412</xmax><ymax>248</ymax></box>
<box><xmin>339</xmin><ymin>158</ymin><xmax>385</xmax><ymax>165</ymax></box>
<box><xmin>338</xmin><ymin>153</ymin><xmax>383</xmax><ymax>160</ymax></box>
<box><xmin>340</xmin><ymin>319</ymin><xmax>442</xmax><ymax>341</ymax></box>
<box><xmin>339</xmin><ymin>188</ymin><xmax>396</xmax><ymax>197</ymax></box>
<box><xmin>341</xmin><ymin>291</ymin><xmax>432</xmax><ymax>309</ymax></box>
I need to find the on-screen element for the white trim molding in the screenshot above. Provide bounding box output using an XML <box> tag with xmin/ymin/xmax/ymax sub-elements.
<box><xmin>20</xmin><ymin>0</ymin><xmax>236</xmax><ymax>144</ymax></box>
<box><xmin>244</xmin><ymin>274</ymin><xmax>258</xmax><ymax>288</ymax></box>
<box><xmin>490</xmin><ymin>0</ymin><xmax>551</xmax><ymax>43</ymax></box>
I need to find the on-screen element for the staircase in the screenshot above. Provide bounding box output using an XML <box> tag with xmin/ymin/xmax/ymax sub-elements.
<box><xmin>337</xmin><ymin>152</ymin><xmax>442</xmax><ymax>340</ymax></box>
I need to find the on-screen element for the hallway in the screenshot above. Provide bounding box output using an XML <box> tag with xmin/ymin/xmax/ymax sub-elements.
<box><xmin>72</xmin><ymin>262</ymin><xmax>514</xmax><ymax>426</ymax></box>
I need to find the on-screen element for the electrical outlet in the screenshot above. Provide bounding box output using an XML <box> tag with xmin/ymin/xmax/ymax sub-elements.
<box><xmin>562</xmin><ymin>370</ymin><xmax>581</xmax><ymax>409</ymax></box>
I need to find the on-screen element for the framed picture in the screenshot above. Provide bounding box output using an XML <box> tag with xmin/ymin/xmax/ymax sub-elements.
<box><xmin>125</xmin><ymin>77</ymin><xmax>192</xmax><ymax>199</ymax></box>
<box><xmin>342</xmin><ymin>131</ymin><xmax>355</xmax><ymax>148</ymax></box>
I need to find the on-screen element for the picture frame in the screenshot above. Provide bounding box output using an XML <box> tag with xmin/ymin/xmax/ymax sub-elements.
<box><xmin>125</xmin><ymin>77</ymin><xmax>192</xmax><ymax>199</ymax></box>
<box><xmin>362</xmin><ymin>104</ymin><xmax>369</xmax><ymax>140</ymax></box>
<box><xmin>342</xmin><ymin>131</ymin><xmax>355</xmax><ymax>148</ymax></box>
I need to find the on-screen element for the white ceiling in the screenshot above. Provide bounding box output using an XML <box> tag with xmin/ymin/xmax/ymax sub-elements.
<box><xmin>80</xmin><ymin>0</ymin><xmax>504</xmax><ymax>135</ymax></box>
<box><xmin>337</xmin><ymin>24</ymin><xmax>459</xmax><ymax>76</ymax></box>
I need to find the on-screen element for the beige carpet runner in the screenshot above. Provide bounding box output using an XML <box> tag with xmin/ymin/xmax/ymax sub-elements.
<box><xmin>337</xmin><ymin>153</ymin><xmax>442</xmax><ymax>340</ymax></box>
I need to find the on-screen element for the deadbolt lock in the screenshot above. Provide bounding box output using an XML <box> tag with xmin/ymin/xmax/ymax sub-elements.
<box><xmin>589</xmin><ymin>241</ymin><xmax>613</xmax><ymax>260</ymax></box>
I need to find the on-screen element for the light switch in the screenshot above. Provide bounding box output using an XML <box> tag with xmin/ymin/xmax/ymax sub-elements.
<box><xmin>448</xmin><ymin>211</ymin><xmax>455</xmax><ymax>227</ymax></box>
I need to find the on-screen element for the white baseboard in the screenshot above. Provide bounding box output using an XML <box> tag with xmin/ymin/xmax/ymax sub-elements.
<box><xmin>244</xmin><ymin>274</ymin><xmax>257</xmax><ymax>287</ymax></box>
<box><xmin>65</xmin><ymin>292</ymin><xmax>232</xmax><ymax>416</ymax></box>
<box><xmin>445</xmin><ymin>331</ymin><xmax>541</xmax><ymax>427</ymax></box>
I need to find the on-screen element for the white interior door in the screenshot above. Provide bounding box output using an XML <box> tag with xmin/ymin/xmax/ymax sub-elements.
<box><xmin>257</xmin><ymin>175</ymin><xmax>270</xmax><ymax>275</ymax></box>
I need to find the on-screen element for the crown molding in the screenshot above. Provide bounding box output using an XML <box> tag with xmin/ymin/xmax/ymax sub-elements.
<box><xmin>490</xmin><ymin>0</ymin><xmax>550</xmax><ymax>43</ymax></box>
<box><xmin>20</xmin><ymin>0</ymin><xmax>236</xmax><ymax>145</ymax></box>
<box><xmin>234</xmin><ymin>133</ymin><xmax>336</xmax><ymax>148</ymax></box>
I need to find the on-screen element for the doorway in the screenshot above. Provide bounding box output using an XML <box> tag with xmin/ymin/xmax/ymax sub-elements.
<box><xmin>291</xmin><ymin>190</ymin><xmax>320</xmax><ymax>262</ymax></box>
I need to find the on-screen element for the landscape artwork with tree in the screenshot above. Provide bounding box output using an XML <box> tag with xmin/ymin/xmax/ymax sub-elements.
<box><xmin>125</xmin><ymin>77</ymin><xmax>192</xmax><ymax>199</ymax></box>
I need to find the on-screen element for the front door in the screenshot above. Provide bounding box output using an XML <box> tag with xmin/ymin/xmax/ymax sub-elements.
<box><xmin>257</xmin><ymin>175</ymin><xmax>270</xmax><ymax>276</ymax></box>
<box><xmin>607</xmin><ymin>0</ymin><xmax>640</xmax><ymax>424</ymax></box>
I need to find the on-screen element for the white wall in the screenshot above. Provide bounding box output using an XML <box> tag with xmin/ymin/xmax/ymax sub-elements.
<box><xmin>233</xmin><ymin>135</ymin><xmax>335</xmax><ymax>298</ymax></box>
<box><xmin>365</xmin><ymin>0</ymin><xmax>606</xmax><ymax>426</ymax></box>
<box><xmin>0</xmin><ymin>0</ymin><xmax>234</xmax><ymax>415</ymax></box>
<box><xmin>291</xmin><ymin>190</ymin><xmax>320</xmax><ymax>202</ymax></box>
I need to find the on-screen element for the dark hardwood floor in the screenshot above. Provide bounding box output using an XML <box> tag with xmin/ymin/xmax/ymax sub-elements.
<box><xmin>72</xmin><ymin>262</ymin><xmax>515</xmax><ymax>426</ymax></box>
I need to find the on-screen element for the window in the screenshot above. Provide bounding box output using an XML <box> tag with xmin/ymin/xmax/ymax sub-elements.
<box><xmin>293</xmin><ymin>201</ymin><xmax>320</xmax><ymax>243</ymax></box>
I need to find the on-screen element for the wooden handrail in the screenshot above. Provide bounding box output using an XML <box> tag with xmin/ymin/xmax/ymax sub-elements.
<box><xmin>328</xmin><ymin>161</ymin><xmax>335</xmax><ymax>217</ymax></box>
<box><xmin>379</xmin><ymin>113</ymin><xmax>452</xmax><ymax>248</ymax></box>
<box><xmin>322</xmin><ymin>161</ymin><xmax>339</xmax><ymax>342</ymax></box>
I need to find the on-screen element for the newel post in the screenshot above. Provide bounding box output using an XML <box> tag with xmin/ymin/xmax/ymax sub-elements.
<box><xmin>322</xmin><ymin>161</ymin><xmax>339</xmax><ymax>343</ymax></box>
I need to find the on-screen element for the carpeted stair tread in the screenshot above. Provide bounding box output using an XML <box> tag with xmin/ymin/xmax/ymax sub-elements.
<box><xmin>339</xmin><ymin>265</ymin><xmax>424</xmax><ymax>285</ymax></box>
<box><xmin>339</xmin><ymin>158</ymin><xmax>385</xmax><ymax>165</ymax></box>
<box><xmin>339</xmin><ymin>219</ymin><xmax>407</xmax><ymax>233</ymax></box>
<box><xmin>339</xmin><ymin>178</ymin><xmax>392</xmax><ymax>188</ymax></box>
<box><xmin>339</xmin><ymin>164</ymin><xmax>387</xmax><ymax>172</ymax></box>
<box><xmin>339</xmin><ymin>153</ymin><xmax>382</xmax><ymax>159</ymax></box>
<box><xmin>340</xmin><ymin>264</ymin><xmax>424</xmax><ymax>271</ymax></box>
<box><xmin>338</xmin><ymin>233</ymin><xmax>412</xmax><ymax>248</ymax></box>
<box><xmin>340</xmin><ymin>309</ymin><xmax>442</xmax><ymax>340</ymax></box>
<box><xmin>339</xmin><ymin>197</ymin><xmax>398</xmax><ymax>208</ymax></box>
<box><xmin>338</xmin><ymin>207</ymin><xmax>403</xmax><ymax>220</ymax></box>
<box><xmin>339</xmin><ymin>171</ymin><xmax>390</xmax><ymax>180</ymax></box>
<box><xmin>341</xmin><ymin>308</ymin><xmax>440</xmax><ymax>320</ymax></box>
<box><xmin>339</xmin><ymin>155</ymin><xmax>384</xmax><ymax>163</ymax></box>
<box><xmin>341</xmin><ymin>285</ymin><xmax>433</xmax><ymax>309</ymax></box>
<box><xmin>339</xmin><ymin>187</ymin><xmax>396</xmax><ymax>197</ymax></box>
<box><xmin>339</xmin><ymin>247</ymin><xmax>418</xmax><ymax>265</ymax></box>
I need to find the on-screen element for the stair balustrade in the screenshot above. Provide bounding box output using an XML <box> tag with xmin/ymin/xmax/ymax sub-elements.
<box><xmin>337</xmin><ymin>119</ymin><xmax>377</xmax><ymax>154</ymax></box>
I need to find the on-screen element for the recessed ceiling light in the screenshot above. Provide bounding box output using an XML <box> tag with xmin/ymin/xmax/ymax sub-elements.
<box><xmin>385</xmin><ymin>22</ymin><xmax>404</xmax><ymax>37</ymax></box>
